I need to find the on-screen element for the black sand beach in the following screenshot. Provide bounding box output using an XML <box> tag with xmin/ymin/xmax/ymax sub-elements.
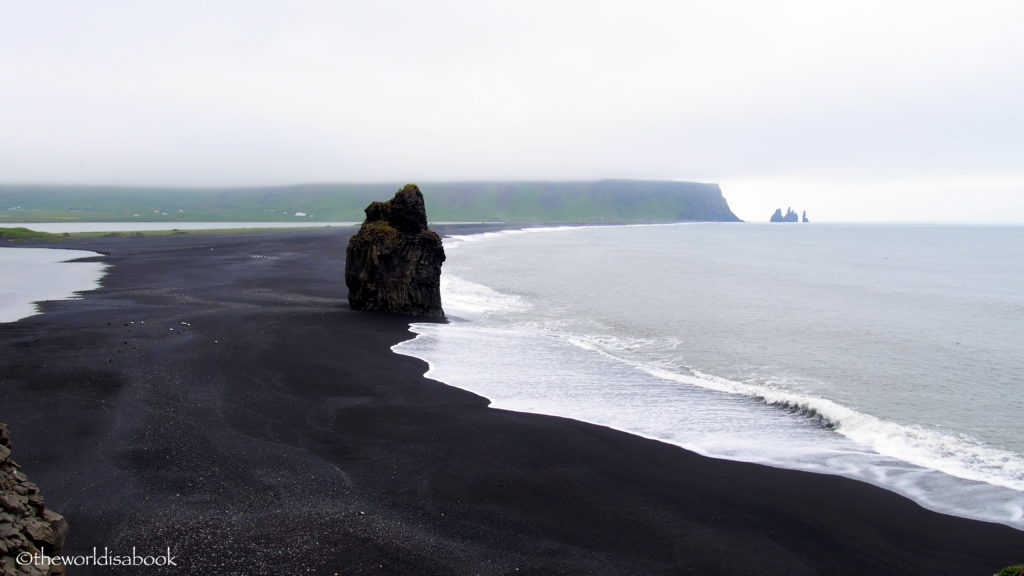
<box><xmin>1</xmin><ymin>227</ymin><xmax>1021</xmax><ymax>575</ymax></box>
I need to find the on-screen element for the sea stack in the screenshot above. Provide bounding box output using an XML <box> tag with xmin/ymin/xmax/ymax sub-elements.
<box><xmin>770</xmin><ymin>207</ymin><xmax>801</xmax><ymax>222</ymax></box>
<box><xmin>345</xmin><ymin>184</ymin><xmax>446</xmax><ymax>318</ymax></box>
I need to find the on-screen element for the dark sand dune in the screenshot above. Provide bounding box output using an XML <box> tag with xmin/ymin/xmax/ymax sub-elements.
<box><xmin>1</xmin><ymin>228</ymin><xmax>1021</xmax><ymax>575</ymax></box>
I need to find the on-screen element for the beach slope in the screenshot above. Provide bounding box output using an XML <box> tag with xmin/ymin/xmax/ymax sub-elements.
<box><xmin>0</xmin><ymin>228</ymin><xmax>1020</xmax><ymax>575</ymax></box>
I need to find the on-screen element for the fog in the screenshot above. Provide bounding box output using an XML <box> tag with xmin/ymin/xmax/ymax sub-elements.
<box><xmin>2</xmin><ymin>1</ymin><xmax>1022</xmax><ymax>222</ymax></box>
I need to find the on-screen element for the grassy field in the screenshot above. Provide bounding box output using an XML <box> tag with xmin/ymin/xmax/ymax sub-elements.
<box><xmin>0</xmin><ymin>227</ymin><xmax>58</xmax><ymax>240</ymax></box>
<box><xmin>0</xmin><ymin>180</ymin><xmax>741</xmax><ymax>224</ymax></box>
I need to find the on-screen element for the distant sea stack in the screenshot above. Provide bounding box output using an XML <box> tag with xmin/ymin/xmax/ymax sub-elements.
<box><xmin>1</xmin><ymin>423</ymin><xmax>68</xmax><ymax>575</ymax></box>
<box><xmin>770</xmin><ymin>207</ymin><xmax>808</xmax><ymax>223</ymax></box>
<box><xmin>345</xmin><ymin>184</ymin><xmax>446</xmax><ymax>318</ymax></box>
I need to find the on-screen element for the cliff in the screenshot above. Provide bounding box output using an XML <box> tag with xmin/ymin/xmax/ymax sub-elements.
<box><xmin>0</xmin><ymin>180</ymin><xmax>741</xmax><ymax>223</ymax></box>
<box><xmin>345</xmin><ymin>185</ymin><xmax>446</xmax><ymax>318</ymax></box>
<box><xmin>0</xmin><ymin>424</ymin><xmax>68</xmax><ymax>575</ymax></box>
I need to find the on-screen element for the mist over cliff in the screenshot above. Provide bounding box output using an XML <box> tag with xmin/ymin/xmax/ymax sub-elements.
<box><xmin>0</xmin><ymin>180</ymin><xmax>740</xmax><ymax>224</ymax></box>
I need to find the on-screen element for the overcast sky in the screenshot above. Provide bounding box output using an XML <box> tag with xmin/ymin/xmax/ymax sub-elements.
<box><xmin>2</xmin><ymin>0</ymin><xmax>1022</xmax><ymax>222</ymax></box>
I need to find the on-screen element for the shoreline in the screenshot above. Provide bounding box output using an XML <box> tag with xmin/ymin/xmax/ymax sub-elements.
<box><xmin>0</xmin><ymin>246</ymin><xmax>108</xmax><ymax>323</ymax></box>
<box><xmin>414</xmin><ymin>223</ymin><xmax>1024</xmax><ymax>530</ymax></box>
<box><xmin>398</xmin><ymin>316</ymin><xmax>1024</xmax><ymax>531</ymax></box>
<box><xmin>1</xmin><ymin>227</ymin><xmax>1021</xmax><ymax>574</ymax></box>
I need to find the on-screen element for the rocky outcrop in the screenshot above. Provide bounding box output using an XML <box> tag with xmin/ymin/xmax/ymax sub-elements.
<box><xmin>770</xmin><ymin>207</ymin><xmax>802</xmax><ymax>223</ymax></box>
<box><xmin>1</xmin><ymin>424</ymin><xmax>68</xmax><ymax>576</ymax></box>
<box><xmin>345</xmin><ymin>184</ymin><xmax>446</xmax><ymax>318</ymax></box>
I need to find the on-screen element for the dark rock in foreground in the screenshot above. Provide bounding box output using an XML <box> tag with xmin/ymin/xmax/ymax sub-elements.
<box><xmin>1</xmin><ymin>424</ymin><xmax>68</xmax><ymax>576</ymax></box>
<box><xmin>345</xmin><ymin>184</ymin><xmax>446</xmax><ymax>318</ymax></box>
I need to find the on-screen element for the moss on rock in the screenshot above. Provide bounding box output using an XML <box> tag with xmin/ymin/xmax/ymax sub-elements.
<box><xmin>345</xmin><ymin>184</ymin><xmax>446</xmax><ymax>318</ymax></box>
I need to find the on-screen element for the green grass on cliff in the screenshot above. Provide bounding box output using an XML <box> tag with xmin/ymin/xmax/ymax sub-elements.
<box><xmin>0</xmin><ymin>180</ymin><xmax>741</xmax><ymax>224</ymax></box>
<box><xmin>0</xmin><ymin>227</ymin><xmax>58</xmax><ymax>240</ymax></box>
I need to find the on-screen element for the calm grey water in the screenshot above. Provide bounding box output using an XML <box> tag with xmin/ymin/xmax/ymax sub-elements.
<box><xmin>395</xmin><ymin>223</ymin><xmax>1024</xmax><ymax>528</ymax></box>
<box><xmin>0</xmin><ymin>248</ymin><xmax>107</xmax><ymax>322</ymax></box>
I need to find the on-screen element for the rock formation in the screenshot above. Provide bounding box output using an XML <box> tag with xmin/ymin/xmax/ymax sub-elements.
<box><xmin>345</xmin><ymin>184</ymin><xmax>446</xmax><ymax>318</ymax></box>
<box><xmin>770</xmin><ymin>207</ymin><xmax>802</xmax><ymax>223</ymax></box>
<box><xmin>1</xmin><ymin>424</ymin><xmax>68</xmax><ymax>576</ymax></box>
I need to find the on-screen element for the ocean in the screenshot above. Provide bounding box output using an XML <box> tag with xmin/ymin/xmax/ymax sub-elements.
<box><xmin>393</xmin><ymin>223</ymin><xmax>1024</xmax><ymax>529</ymax></box>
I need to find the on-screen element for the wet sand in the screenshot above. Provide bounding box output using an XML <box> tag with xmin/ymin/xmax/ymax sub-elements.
<box><xmin>1</xmin><ymin>227</ymin><xmax>1021</xmax><ymax>575</ymax></box>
